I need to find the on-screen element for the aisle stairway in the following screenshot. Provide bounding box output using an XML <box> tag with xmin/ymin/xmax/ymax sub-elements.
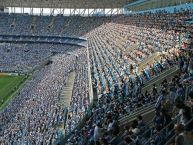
<box><xmin>59</xmin><ymin>71</ymin><xmax>76</xmax><ymax>107</ymax></box>
<box><xmin>54</xmin><ymin>71</ymin><xmax>76</xmax><ymax>144</ymax></box>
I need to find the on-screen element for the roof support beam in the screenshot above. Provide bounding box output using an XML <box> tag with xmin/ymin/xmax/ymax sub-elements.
<box><xmin>88</xmin><ymin>9</ymin><xmax>95</xmax><ymax>16</ymax></box>
<box><xmin>50</xmin><ymin>8</ymin><xmax>55</xmax><ymax>15</ymax></box>
<box><xmin>71</xmin><ymin>8</ymin><xmax>76</xmax><ymax>15</ymax></box>
<box><xmin>30</xmin><ymin>8</ymin><xmax>33</xmax><ymax>15</ymax></box>
<box><xmin>40</xmin><ymin>8</ymin><xmax>43</xmax><ymax>15</ymax></box>
<box><xmin>106</xmin><ymin>9</ymin><xmax>113</xmax><ymax>15</ymax></box>
<box><xmin>62</xmin><ymin>8</ymin><xmax>65</xmax><ymax>15</ymax></box>
<box><xmin>81</xmin><ymin>9</ymin><xmax>86</xmax><ymax>15</ymax></box>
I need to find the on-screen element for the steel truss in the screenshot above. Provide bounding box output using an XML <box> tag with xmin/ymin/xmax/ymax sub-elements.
<box><xmin>6</xmin><ymin>7</ymin><xmax>124</xmax><ymax>16</ymax></box>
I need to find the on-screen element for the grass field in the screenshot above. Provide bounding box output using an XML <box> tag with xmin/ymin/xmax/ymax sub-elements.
<box><xmin>0</xmin><ymin>75</ymin><xmax>27</xmax><ymax>110</ymax></box>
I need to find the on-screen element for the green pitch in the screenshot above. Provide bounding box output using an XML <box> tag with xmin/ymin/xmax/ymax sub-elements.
<box><xmin>0</xmin><ymin>75</ymin><xmax>27</xmax><ymax>110</ymax></box>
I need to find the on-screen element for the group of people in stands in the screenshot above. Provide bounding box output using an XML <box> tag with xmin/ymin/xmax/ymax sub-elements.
<box><xmin>66</xmin><ymin>48</ymin><xmax>193</xmax><ymax>145</ymax></box>
<box><xmin>0</xmin><ymin>47</ymin><xmax>91</xmax><ymax>145</ymax></box>
<box><xmin>0</xmin><ymin>13</ymin><xmax>110</xmax><ymax>37</ymax></box>
<box><xmin>66</xmin><ymin>8</ymin><xmax>193</xmax><ymax>145</ymax></box>
<box><xmin>65</xmin><ymin>49</ymin><xmax>90</xmax><ymax>134</ymax></box>
<box><xmin>87</xmin><ymin>9</ymin><xmax>192</xmax><ymax>99</ymax></box>
<box><xmin>0</xmin><ymin>5</ymin><xmax>192</xmax><ymax>145</ymax></box>
<box><xmin>0</xmin><ymin>43</ymin><xmax>80</xmax><ymax>73</ymax></box>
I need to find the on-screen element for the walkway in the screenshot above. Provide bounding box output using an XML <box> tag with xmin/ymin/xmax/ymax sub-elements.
<box><xmin>59</xmin><ymin>71</ymin><xmax>76</xmax><ymax>108</ymax></box>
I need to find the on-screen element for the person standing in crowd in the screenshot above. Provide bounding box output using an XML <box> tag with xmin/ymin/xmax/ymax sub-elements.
<box><xmin>94</xmin><ymin>123</ymin><xmax>103</xmax><ymax>144</ymax></box>
<box><xmin>188</xmin><ymin>57</ymin><xmax>193</xmax><ymax>76</ymax></box>
<box><xmin>152</xmin><ymin>84</ymin><xmax>158</xmax><ymax>98</ymax></box>
<box><xmin>188</xmin><ymin>91</ymin><xmax>193</xmax><ymax>113</ymax></box>
<box><xmin>175</xmin><ymin>101</ymin><xmax>192</xmax><ymax>125</ymax></box>
<box><xmin>174</xmin><ymin>124</ymin><xmax>190</xmax><ymax>145</ymax></box>
<box><xmin>155</xmin><ymin>90</ymin><xmax>167</xmax><ymax>112</ymax></box>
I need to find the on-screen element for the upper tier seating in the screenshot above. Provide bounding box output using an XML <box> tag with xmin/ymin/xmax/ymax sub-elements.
<box><xmin>0</xmin><ymin>14</ymin><xmax>111</xmax><ymax>37</ymax></box>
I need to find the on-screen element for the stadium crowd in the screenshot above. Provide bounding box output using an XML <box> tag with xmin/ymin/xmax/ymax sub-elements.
<box><xmin>65</xmin><ymin>8</ymin><xmax>193</xmax><ymax>145</ymax></box>
<box><xmin>88</xmin><ymin>26</ymin><xmax>179</xmax><ymax>97</ymax></box>
<box><xmin>65</xmin><ymin>49</ymin><xmax>90</xmax><ymax>133</ymax></box>
<box><xmin>0</xmin><ymin>4</ymin><xmax>192</xmax><ymax>145</ymax></box>
<box><xmin>0</xmin><ymin>13</ymin><xmax>110</xmax><ymax>37</ymax></box>
<box><xmin>66</xmin><ymin>49</ymin><xmax>193</xmax><ymax>144</ymax></box>
<box><xmin>0</xmin><ymin>43</ymin><xmax>80</xmax><ymax>73</ymax></box>
<box><xmin>0</xmin><ymin>47</ymin><xmax>90</xmax><ymax>145</ymax></box>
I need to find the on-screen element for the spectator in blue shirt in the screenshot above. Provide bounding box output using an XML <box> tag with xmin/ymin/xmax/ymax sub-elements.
<box><xmin>155</xmin><ymin>90</ymin><xmax>167</xmax><ymax>112</ymax></box>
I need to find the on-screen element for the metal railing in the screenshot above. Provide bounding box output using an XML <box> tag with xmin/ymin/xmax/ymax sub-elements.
<box><xmin>165</xmin><ymin>118</ymin><xmax>193</xmax><ymax>145</ymax></box>
<box><xmin>144</xmin><ymin>114</ymin><xmax>181</xmax><ymax>145</ymax></box>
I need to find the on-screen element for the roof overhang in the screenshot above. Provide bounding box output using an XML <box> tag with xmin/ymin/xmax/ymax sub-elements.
<box><xmin>0</xmin><ymin>0</ymin><xmax>136</xmax><ymax>9</ymax></box>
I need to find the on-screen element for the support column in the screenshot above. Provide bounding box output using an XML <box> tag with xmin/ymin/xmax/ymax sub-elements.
<box><xmin>40</xmin><ymin>8</ymin><xmax>43</xmax><ymax>15</ymax></box>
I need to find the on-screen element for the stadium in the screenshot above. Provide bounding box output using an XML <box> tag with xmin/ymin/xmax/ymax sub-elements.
<box><xmin>0</xmin><ymin>0</ymin><xmax>193</xmax><ymax>144</ymax></box>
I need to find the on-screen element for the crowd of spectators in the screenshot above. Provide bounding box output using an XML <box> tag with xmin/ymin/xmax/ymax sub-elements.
<box><xmin>66</xmin><ymin>49</ymin><xmax>193</xmax><ymax>145</ymax></box>
<box><xmin>65</xmin><ymin>49</ymin><xmax>90</xmax><ymax>133</ymax></box>
<box><xmin>0</xmin><ymin>43</ymin><xmax>80</xmax><ymax>73</ymax></box>
<box><xmin>0</xmin><ymin>47</ymin><xmax>90</xmax><ymax>145</ymax></box>
<box><xmin>124</xmin><ymin>62</ymin><xmax>193</xmax><ymax>145</ymax></box>
<box><xmin>0</xmin><ymin>5</ymin><xmax>192</xmax><ymax>145</ymax></box>
<box><xmin>87</xmin><ymin>21</ymin><xmax>183</xmax><ymax>98</ymax></box>
<box><xmin>0</xmin><ymin>13</ymin><xmax>111</xmax><ymax>37</ymax></box>
<box><xmin>65</xmin><ymin>8</ymin><xmax>193</xmax><ymax>145</ymax></box>
<box><xmin>116</xmin><ymin>8</ymin><xmax>193</xmax><ymax>34</ymax></box>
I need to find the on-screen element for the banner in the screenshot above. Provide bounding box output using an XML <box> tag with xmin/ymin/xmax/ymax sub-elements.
<box><xmin>0</xmin><ymin>73</ymin><xmax>19</xmax><ymax>76</ymax></box>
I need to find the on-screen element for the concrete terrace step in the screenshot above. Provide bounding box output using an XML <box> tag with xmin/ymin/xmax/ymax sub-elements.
<box><xmin>142</xmin><ymin>65</ymin><xmax>180</xmax><ymax>93</ymax></box>
<box><xmin>119</xmin><ymin>103</ymin><xmax>155</xmax><ymax>127</ymax></box>
<box><xmin>139</xmin><ymin>52</ymin><xmax>160</xmax><ymax>72</ymax></box>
